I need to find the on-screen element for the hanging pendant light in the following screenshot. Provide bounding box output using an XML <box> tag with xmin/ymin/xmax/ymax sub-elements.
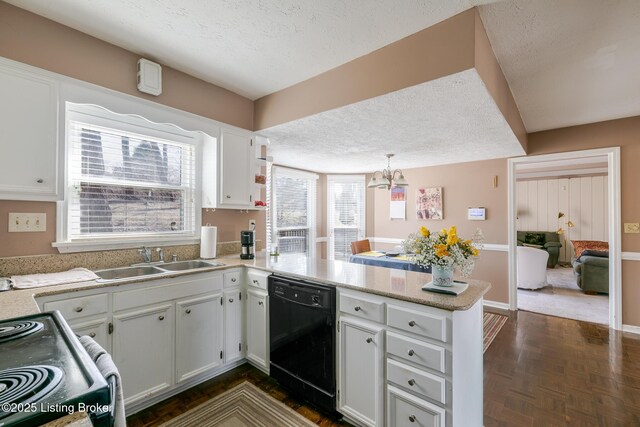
<box><xmin>367</xmin><ymin>154</ymin><xmax>408</xmax><ymax>190</ymax></box>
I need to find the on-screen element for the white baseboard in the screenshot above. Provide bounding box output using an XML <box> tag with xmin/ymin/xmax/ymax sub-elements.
<box><xmin>622</xmin><ymin>252</ymin><xmax>640</xmax><ymax>261</ymax></box>
<box><xmin>622</xmin><ymin>324</ymin><xmax>640</xmax><ymax>335</ymax></box>
<box><xmin>483</xmin><ymin>300</ymin><xmax>511</xmax><ymax>311</ymax></box>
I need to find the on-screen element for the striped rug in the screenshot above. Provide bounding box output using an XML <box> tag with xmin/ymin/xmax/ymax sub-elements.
<box><xmin>159</xmin><ymin>382</ymin><xmax>315</xmax><ymax>427</ymax></box>
<box><xmin>484</xmin><ymin>312</ymin><xmax>508</xmax><ymax>353</ymax></box>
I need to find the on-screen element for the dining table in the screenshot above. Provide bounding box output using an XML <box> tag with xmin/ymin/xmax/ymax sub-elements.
<box><xmin>348</xmin><ymin>251</ymin><xmax>432</xmax><ymax>273</ymax></box>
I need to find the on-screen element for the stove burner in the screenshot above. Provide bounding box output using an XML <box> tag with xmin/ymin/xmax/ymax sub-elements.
<box><xmin>0</xmin><ymin>365</ymin><xmax>63</xmax><ymax>418</ymax></box>
<box><xmin>0</xmin><ymin>321</ymin><xmax>43</xmax><ymax>343</ymax></box>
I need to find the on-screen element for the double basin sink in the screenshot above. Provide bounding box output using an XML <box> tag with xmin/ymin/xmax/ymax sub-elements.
<box><xmin>94</xmin><ymin>260</ymin><xmax>225</xmax><ymax>282</ymax></box>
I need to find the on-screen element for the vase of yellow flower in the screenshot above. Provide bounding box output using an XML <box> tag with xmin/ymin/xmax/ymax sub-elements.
<box><xmin>402</xmin><ymin>226</ymin><xmax>483</xmax><ymax>287</ymax></box>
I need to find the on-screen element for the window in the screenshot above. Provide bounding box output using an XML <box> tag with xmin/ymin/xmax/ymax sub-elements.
<box><xmin>327</xmin><ymin>175</ymin><xmax>366</xmax><ymax>260</ymax></box>
<box><xmin>269</xmin><ymin>167</ymin><xmax>318</xmax><ymax>256</ymax></box>
<box><xmin>56</xmin><ymin>104</ymin><xmax>199</xmax><ymax>251</ymax></box>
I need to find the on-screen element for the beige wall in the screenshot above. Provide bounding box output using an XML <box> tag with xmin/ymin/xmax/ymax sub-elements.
<box><xmin>528</xmin><ymin>116</ymin><xmax>640</xmax><ymax>326</ymax></box>
<box><xmin>0</xmin><ymin>1</ymin><xmax>253</xmax><ymax>130</ymax></box>
<box><xmin>0</xmin><ymin>201</ymin><xmax>57</xmax><ymax>257</ymax></box>
<box><xmin>371</xmin><ymin>159</ymin><xmax>509</xmax><ymax>303</ymax></box>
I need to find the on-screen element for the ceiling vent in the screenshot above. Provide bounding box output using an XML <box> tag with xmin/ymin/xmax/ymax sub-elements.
<box><xmin>137</xmin><ymin>58</ymin><xmax>162</xmax><ymax>96</ymax></box>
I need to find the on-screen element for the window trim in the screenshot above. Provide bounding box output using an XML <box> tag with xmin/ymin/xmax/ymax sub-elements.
<box><xmin>326</xmin><ymin>174</ymin><xmax>366</xmax><ymax>260</ymax></box>
<box><xmin>54</xmin><ymin>103</ymin><xmax>202</xmax><ymax>253</ymax></box>
<box><xmin>270</xmin><ymin>166</ymin><xmax>318</xmax><ymax>257</ymax></box>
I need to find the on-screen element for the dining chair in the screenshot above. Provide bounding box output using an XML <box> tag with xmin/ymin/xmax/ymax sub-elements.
<box><xmin>351</xmin><ymin>239</ymin><xmax>371</xmax><ymax>255</ymax></box>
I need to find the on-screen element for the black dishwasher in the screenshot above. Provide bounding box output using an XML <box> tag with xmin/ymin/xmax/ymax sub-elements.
<box><xmin>268</xmin><ymin>275</ymin><xmax>336</xmax><ymax>413</ymax></box>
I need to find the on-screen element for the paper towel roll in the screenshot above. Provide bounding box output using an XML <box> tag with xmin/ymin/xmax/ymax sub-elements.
<box><xmin>200</xmin><ymin>226</ymin><xmax>217</xmax><ymax>259</ymax></box>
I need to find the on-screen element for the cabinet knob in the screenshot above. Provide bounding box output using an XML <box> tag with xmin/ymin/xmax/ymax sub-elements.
<box><xmin>408</xmin><ymin>379</ymin><xmax>416</xmax><ymax>386</ymax></box>
<box><xmin>185</xmin><ymin>309</ymin><xmax>191</xmax><ymax>314</ymax></box>
<box><xmin>253</xmin><ymin>279</ymin><xmax>259</xmax><ymax>284</ymax></box>
<box><xmin>229</xmin><ymin>298</ymin><xmax>234</xmax><ymax>303</ymax></box>
<box><xmin>36</xmin><ymin>178</ymin><xmax>44</xmax><ymax>184</ymax></box>
<box><xmin>366</xmin><ymin>337</ymin><xmax>373</xmax><ymax>343</ymax></box>
<box><xmin>408</xmin><ymin>349</ymin><xmax>415</xmax><ymax>356</ymax></box>
<box><xmin>354</xmin><ymin>306</ymin><xmax>362</xmax><ymax>312</ymax></box>
<box><xmin>226</xmin><ymin>195</ymin><xmax>231</xmax><ymax>199</ymax></box>
<box><xmin>409</xmin><ymin>415</ymin><xmax>417</xmax><ymax>423</ymax></box>
<box><xmin>258</xmin><ymin>301</ymin><xmax>264</xmax><ymax>306</ymax></box>
<box><xmin>408</xmin><ymin>320</ymin><xmax>416</xmax><ymax>327</ymax></box>
<box><xmin>89</xmin><ymin>332</ymin><xmax>96</xmax><ymax>338</ymax></box>
<box><xmin>158</xmin><ymin>315</ymin><xmax>165</xmax><ymax>321</ymax></box>
<box><xmin>231</xmin><ymin>278</ymin><xmax>237</xmax><ymax>282</ymax></box>
<box><xmin>74</xmin><ymin>307</ymin><xmax>83</xmax><ymax>313</ymax></box>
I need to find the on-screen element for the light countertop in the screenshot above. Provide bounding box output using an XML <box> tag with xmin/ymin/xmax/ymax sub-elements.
<box><xmin>0</xmin><ymin>252</ymin><xmax>490</xmax><ymax>321</ymax></box>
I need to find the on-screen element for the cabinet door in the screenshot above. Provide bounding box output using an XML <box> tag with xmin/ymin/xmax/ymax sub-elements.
<box><xmin>0</xmin><ymin>63</ymin><xmax>58</xmax><ymax>200</ymax></box>
<box><xmin>113</xmin><ymin>304</ymin><xmax>174</xmax><ymax>406</ymax></box>
<box><xmin>219</xmin><ymin>129</ymin><xmax>253</xmax><ymax>207</ymax></box>
<box><xmin>338</xmin><ymin>317</ymin><xmax>384</xmax><ymax>427</ymax></box>
<box><xmin>70</xmin><ymin>317</ymin><xmax>111</xmax><ymax>353</ymax></box>
<box><xmin>176</xmin><ymin>293</ymin><xmax>223</xmax><ymax>383</ymax></box>
<box><xmin>224</xmin><ymin>288</ymin><xmax>244</xmax><ymax>364</ymax></box>
<box><xmin>246</xmin><ymin>288</ymin><xmax>269</xmax><ymax>372</ymax></box>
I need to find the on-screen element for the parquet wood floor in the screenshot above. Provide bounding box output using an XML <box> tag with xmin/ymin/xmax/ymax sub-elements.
<box><xmin>127</xmin><ymin>310</ymin><xmax>640</xmax><ymax>426</ymax></box>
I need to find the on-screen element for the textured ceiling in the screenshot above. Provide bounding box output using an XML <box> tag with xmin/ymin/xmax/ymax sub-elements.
<box><xmin>479</xmin><ymin>0</ymin><xmax>640</xmax><ymax>132</ymax></box>
<box><xmin>260</xmin><ymin>69</ymin><xmax>525</xmax><ymax>173</ymax></box>
<box><xmin>7</xmin><ymin>0</ymin><xmax>496</xmax><ymax>100</ymax></box>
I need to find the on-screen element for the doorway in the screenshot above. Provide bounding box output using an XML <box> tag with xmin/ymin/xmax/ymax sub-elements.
<box><xmin>508</xmin><ymin>148</ymin><xmax>621</xmax><ymax>329</ymax></box>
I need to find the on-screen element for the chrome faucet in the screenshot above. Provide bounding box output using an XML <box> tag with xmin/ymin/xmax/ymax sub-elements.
<box><xmin>156</xmin><ymin>247</ymin><xmax>165</xmax><ymax>263</ymax></box>
<box><xmin>138</xmin><ymin>246</ymin><xmax>152</xmax><ymax>263</ymax></box>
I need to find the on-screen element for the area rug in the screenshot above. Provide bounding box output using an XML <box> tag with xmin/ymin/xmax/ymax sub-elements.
<box><xmin>483</xmin><ymin>312</ymin><xmax>508</xmax><ymax>353</ymax></box>
<box><xmin>159</xmin><ymin>382</ymin><xmax>316</xmax><ymax>426</ymax></box>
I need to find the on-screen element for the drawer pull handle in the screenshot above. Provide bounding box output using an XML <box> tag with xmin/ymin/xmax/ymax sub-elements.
<box><xmin>229</xmin><ymin>298</ymin><xmax>234</xmax><ymax>303</ymax></box>
<box><xmin>226</xmin><ymin>195</ymin><xmax>231</xmax><ymax>199</ymax></box>
<box><xmin>74</xmin><ymin>307</ymin><xmax>83</xmax><ymax>313</ymax></box>
<box><xmin>231</xmin><ymin>278</ymin><xmax>237</xmax><ymax>282</ymax></box>
<box><xmin>159</xmin><ymin>315</ymin><xmax>165</xmax><ymax>321</ymax></box>
<box><xmin>89</xmin><ymin>332</ymin><xmax>96</xmax><ymax>338</ymax></box>
<box><xmin>408</xmin><ymin>320</ymin><xmax>416</xmax><ymax>327</ymax></box>
<box><xmin>408</xmin><ymin>349</ymin><xmax>415</xmax><ymax>356</ymax></box>
<box><xmin>253</xmin><ymin>279</ymin><xmax>259</xmax><ymax>284</ymax></box>
<box><xmin>354</xmin><ymin>306</ymin><xmax>362</xmax><ymax>312</ymax></box>
<box><xmin>366</xmin><ymin>337</ymin><xmax>373</xmax><ymax>343</ymax></box>
<box><xmin>185</xmin><ymin>309</ymin><xmax>191</xmax><ymax>314</ymax></box>
<box><xmin>258</xmin><ymin>301</ymin><xmax>264</xmax><ymax>306</ymax></box>
<box><xmin>409</xmin><ymin>415</ymin><xmax>417</xmax><ymax>423</ymax></box>
<box><xmin>408</xmin><ymin>379</ymin><xmax>416</xmax><ymax>386</ymax></box>
<box><xmin>36</xmin><ymin>178</ymin><xmax>44</xmax><ymax>184</ymax></box>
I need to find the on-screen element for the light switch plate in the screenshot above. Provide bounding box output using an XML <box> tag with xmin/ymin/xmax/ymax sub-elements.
<box><xmin>8</xmin><ymin>213</ymin><xmax>46</xmax><ymax>232</ymax></box>
<box><xmin>624</xmin><ymin>223</ymin><xmax>640</xmax><ymax>233</ymax></box>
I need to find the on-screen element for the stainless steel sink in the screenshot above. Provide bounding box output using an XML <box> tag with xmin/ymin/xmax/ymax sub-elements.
<box><xmin>95</xmin><ymin>265</ymin><xmax>166</xmax><ymax>281</ymax></box>
<box><xmin>159</xmin><ymin>260</ymin><xmax>224</xmax><ymax>271</ymax></box>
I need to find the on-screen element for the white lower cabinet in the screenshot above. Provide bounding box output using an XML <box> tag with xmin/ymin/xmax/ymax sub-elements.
<box><xmin>387</xmin><ymin>385</ymin><xmax>446</xmax><ymax>427</ymax></box>
<box><xmin>246</xmin><ymin>287</ymin><xmax>269</xmax><ymax>373</ymax></box>
<box><xmin>69</xmin><ymin>317</ymin><xmax>111</xmax><ymax>353</ymax></box>
<box><xmin>223</xmin><ymin>287</ymin><xmax>244</xmax><ymax>364</ymax></box>
<box><xmin>176</xmin><ymin>293</ymin><xmax>223</xmax><ymax>383</ymax></box>
<box><xmin>113</xmin><ymin>303</ymin><xmax>174</xmax><ymax>406</ymax></box>
<box><xmin>338</xmin><ymin>317</ymin><xmax>384</xmax><ymax>427</ymax></box>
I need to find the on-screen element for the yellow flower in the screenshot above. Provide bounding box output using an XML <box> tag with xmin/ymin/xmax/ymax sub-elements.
<box><xmin>420</xmin><ymin>226</ymin><xmax>430</xmax><ymax>237</ymax></box>
<box><xmin>472</xmin><ymin>248</ymin><xmax>479</xmax><ymax>256</ymax></box>
<box><xmin>435</xmin><ymin>244</ymin><xmax>449</xmax><ymax>258</ymax></box>
<box><xmin>448</xmin><ymin>225</ymin><xmax>457</xmax><ymax>236</ymax></box>
<box><xmin>446</xmin><ymin>233</ymin><xmax>459</xmax><ymax>246</ymax></box>
<box><xmin>440</xmin><ymin>228</ymin><xmax>448</xmax><ymax>236</ymax></box>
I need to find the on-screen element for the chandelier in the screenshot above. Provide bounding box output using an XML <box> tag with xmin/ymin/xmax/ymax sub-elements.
<box><xmin>367</xmin><ymin>154</ymin><xmax>408</xmax><ymax>190</ymax></box>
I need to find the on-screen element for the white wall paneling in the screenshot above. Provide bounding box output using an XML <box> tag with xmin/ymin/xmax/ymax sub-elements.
<box><xmin>516</xmin><ymin>176</ymin><xmax>609</xmax><ymax>263</ymax></box>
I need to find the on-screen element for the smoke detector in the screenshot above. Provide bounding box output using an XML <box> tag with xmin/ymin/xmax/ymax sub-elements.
<box><xmin>137</xmin><ymin>58</ymin><xmax>162</xmax><ymax>96</ymax></box>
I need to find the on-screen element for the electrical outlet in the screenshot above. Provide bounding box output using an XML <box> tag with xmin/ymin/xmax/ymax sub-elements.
<box><xmin>624</xmin><ymin>223</ymin><xmax>640</xmax><ymax>233</ymax></box>
<box><xmin>8</xmin><ymin>213</ymin><xmax>46</xmax><ymax>232</ymax></box>
<box><xmin>249</xmin><ymin>219</ymin><xmax>256</xmax><ymax>230</ymax></box>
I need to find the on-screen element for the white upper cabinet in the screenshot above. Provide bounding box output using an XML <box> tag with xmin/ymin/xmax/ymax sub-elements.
<box><xmin>0</xmin><ymin>62</ymin><xmax>59</xmax><ymax>200</ymax></box>
<box><xmin>203</xmin><ymin>127</ymin><xmax>255</xmax><ymax>209</ymax></box>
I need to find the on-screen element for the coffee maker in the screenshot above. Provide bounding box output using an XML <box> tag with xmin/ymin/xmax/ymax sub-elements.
<box><xmin>240</xmin><ymin>230</ymin><xmax>255</xmax><ymax>259</ymax></box>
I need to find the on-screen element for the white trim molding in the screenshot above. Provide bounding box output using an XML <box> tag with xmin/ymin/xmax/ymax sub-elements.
<box><xmin>508</xmin><ymin>147</ymin><xmax>622</xmax><ymax>330</ymax></box>
<box><xmin>366</xmin><ymin>237</ymin><xmax>508</xmax><ymax>253</ymax></box>
<box><xmin>483</xmin><ymin>300</ymin><xmax>511</xmax><ymax>311</ymax></box>
<box><xmin>622</xmin><ymin>325</ymin><xmax>640</xmax><ymax>335</ymax></box>
<box><xmin>622</xmin><ymin>252</ymin><xmax>640</xmax><ymax>261</ymax></box>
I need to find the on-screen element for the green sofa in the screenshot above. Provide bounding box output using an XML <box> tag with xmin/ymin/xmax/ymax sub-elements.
<box><xmin>516</xmin><ymin>231</ymin><xmax>563</xmax><ymax>268</ymax></box>
<box><xmin>572</xmin><ymin>253</ymin><xmax>609</xmax><ymax>294</ymax></box>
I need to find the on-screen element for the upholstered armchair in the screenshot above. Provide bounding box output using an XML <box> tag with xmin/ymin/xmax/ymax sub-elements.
<box><xmin>516</xmin><ymin>231</ymin><xmax>563</xmax><ymax>268</ymax></box>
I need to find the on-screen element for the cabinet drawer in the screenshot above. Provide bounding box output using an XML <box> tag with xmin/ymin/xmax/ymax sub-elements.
<box><xmin>223</xmin><ymin>270</ymin><xmax>241</xmax><ymax>288</ymax></box>
<box><xmin>70</xmin><ymin>318</ymin><xmax>110</xmax><ymax>352</ymax></box>
<box><xmin>44</xmin><ymin>294</ymin><xmax>108</xmax><ymax>321</ymax></box>
<box><xmin>387</xmin><ymin>359</ymin><xmax>446</xmax><ymax>405</ymax></box>
<box><xmin>339</xmin><ymin>292</ymin><xmax>385</xmax><ymax>323</ymax></box>
<box><xmin>387</xmin><ymin>332</ymin><xmax>447</xmax><ymax>374</ymax></box>
<box><xmin>387</xmin><ymin>385</ymin><xmax>445</xmax><ymax>427</ymax></box>
<box><xmin>247</xmin><ymin>269</ymin><xmax>270</xmax><ymax>290</ymax></box>
<box><xmin>387</xmin><ymin>304</ymin><xmax>448</xmax><ymax>343</ymax></box>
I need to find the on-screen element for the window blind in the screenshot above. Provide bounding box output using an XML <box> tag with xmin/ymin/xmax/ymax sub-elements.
<box><xmin>67</xmin><ymin>120</ymin><xmax>196</xmax><ymax>240</ymax></box>
<box><xmin>271</xmin><ymin>167</ymin><xmax>317</xmax><ymax>255</ymax></box>
<box><xmin>328</xmin><ymin>176</ymin><xmax>365</xmax><ymax>260</ymax></box>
